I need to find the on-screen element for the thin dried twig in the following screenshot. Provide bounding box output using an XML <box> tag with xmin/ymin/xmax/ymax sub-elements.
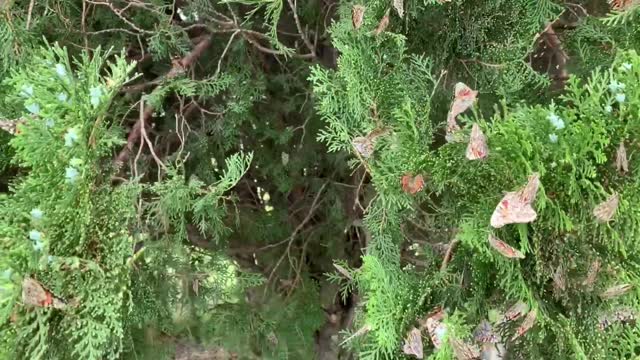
<box><xmin>115</xmin><ymin>35</ymin><xmax>213</xmax><ymax>168</ymax></box>
<box><xmin>26</xmin><ymin>0</ymin><xmax>35</xmax><ymax>29</ymax></box>
<box><xmin>86</xmin><ymin>0</ymin><xmax>153</xmax><ymax>34</ymax></box>
<box><xmin>286</xmin><ymin>0</ymin><xmax>316</xmax><ymax>56</ymax></box>
<box><xmin>264</xmin><ymin>182</ymin><xmax>329</xmax><ymax>296</ymax></box>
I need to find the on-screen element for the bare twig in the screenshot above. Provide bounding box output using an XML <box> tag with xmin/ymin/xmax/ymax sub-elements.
<box><xmin>115</xmin><ymin>35</ymin><xmax>213</xmax><ymax>168</ymax></box>
<box><xmin>440</xmin><ymin>239</ymin><xmax>460</xmax><ymax>272</ymax></box>
<box><xmin>86</xmin><ymin>0</ymin><xmax>153</xmax><ymax>34</ymax></box>
<box><xmin>215</xmin><ymin>30</ymin><xmax>241</xmax><ymax>78</ymax></box>
<box><xmin>26</xmin><ymin>0</ymin><xmax>35</xmax><ymax>30</ymax></box>
<box><xmin>286</xmin><ymin>0</ymin><xmax>316</xmax><ymax>56</ymax></box>
<box><xmin>264</xmin><ymin>182</ymin><xmax>329</xmax><ymax>296</ymax></box>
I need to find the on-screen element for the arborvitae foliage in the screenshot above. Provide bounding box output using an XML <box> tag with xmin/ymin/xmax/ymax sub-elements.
<box><xmin>1</xmin><ymin>0</ymin><xmax>640</xmax><ymax>359</ymax></box>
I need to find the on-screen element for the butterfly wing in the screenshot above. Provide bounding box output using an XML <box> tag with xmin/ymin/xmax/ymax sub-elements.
<box><xmin>488</xmin><ymin>234</ymin><xmax>525</xmax><ymax>259</ymax></box>
<box><xmin>517</xmin><ymin>173</ymin><xmax>540</xmax><ymax>204</ymax></box>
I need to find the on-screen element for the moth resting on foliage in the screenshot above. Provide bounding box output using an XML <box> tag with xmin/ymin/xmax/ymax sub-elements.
<box><xmin>352</xmin><ymin>5</ymin><xmax>365</xmax><ymax>30</ymax></box>
<box><xmin>500</xmin><ymin>301</ymin><xmax>529</xmax><ymax>323</ymax></box>
<box><xmin>446</xmin><ymin>83</ymin><xmax>478</xmax><ymax>143</ymax></box>
<box><xmin>402</xmin><ymin>173</ymin><xmax>425</xmax><ymax>194</ymax></box>
<box><xmin>449</xmin><ymin>337</ymin><xmax>480</xmax><ymax>360</ymax></box>
<box><xmin>0</xmin><ymin>118</ymin><xmax>26</xmax><ymax>135</ymax></box>
<box><xmin>474</xmin><ymin>320</ymin><xmax>499</xmax><ymax>344</ymax></box>
<box><xmin>593</xmin><ymin>192</ymin><xmax>619</xmax><ymax>223</ymax></box>
<box><xmin>608</xmin><ymin>0</ymin><xmax>640</xmax><ymax>10</ymax></box>
<box><xmin>616</xmin><ymin>142</ymin><xmax>628</xmax><ymax>174</ymax></box>
<box><xmin>402</xmin><ymin>327</ymin><xmax>424</xmax><ymax>359</ymax></box>
<box><xmin>374</xmin><ymin>9</ymin><xmax>390</xmax><ymax>35</ymax></box>
<box><xmin>600</xmin><ymin>283</ymin><xmax>632</xmax><ymax>300</ymax></box>
<box><xmin>511</xmin><ymin>309</ymin><xmax>537</xmax><ymax>340</ymax></box>
<box><xmin>393</xmin><ymin>0</ymin><xmax>404</xmax><ymax>18</ymax></box>
<box><xmin>424</xmin><ymin>308</ymin><xmax>447</xmax><ymax>349</ymax></box>
<box><xmin>488</xmin><ymin>234</ymin><xmax>524</xmax><ymax>259</ymax></box>
<box><xmin>351</xmin><ymin>128</ymin><xmax>389</xmax><ymax>158</ymax></box>
<box><xmin>582</xmin><ymin>259</ymin><xmax>601</xmax><ymax>287</ymax></box>
<box><xmin>552</xmin><ymin>264</ymin><xmax>566</xmax><ymax>293</ymax></box>
<box><xmin>466</xmin><ymin>123</ymin><xmax>489</xmax><ymax>160</ymax></box>
<box><xmin>598</xmin><ymin>307</ymin><xmax>637</xmax><ymax>331</ymax></box>
<box><xmin>490</xmin><ymin>173</ymin><xmax>540</xmax><ymax>228</ymax></box>
<box><xmin>22</xmin><ymin>277</ymin><xmax>67</xmax><ymax>310</ymax></box>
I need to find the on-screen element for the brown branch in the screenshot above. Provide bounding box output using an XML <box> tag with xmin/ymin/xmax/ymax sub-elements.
<box><xmin>114</xmin><ymin>35</ymin><xmax>213</xmax><ymax>168</ymax></box>
<box><xmin>286</xmin><ymin>0</ymin><xmax>316</xmax><ymax>57</ymax></box>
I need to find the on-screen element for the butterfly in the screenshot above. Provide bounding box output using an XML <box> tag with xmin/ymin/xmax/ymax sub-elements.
<box><xmin>511</xmin><ymin>309</ymin><xmax>537</xmax><ymax>341</ymax></box>
<box><xmin>446</xmin><ymin>83</ymin><xmax>478</xmax><ymax>143</ymax></box>
<box><xmin>501</xmin><ymin>301</ymin><xmax>529</xmax><ymax>323</ymax></box>
<box><xmin>374</xmin><ymin>9</ymin><xmax>390</xmax><ymax>35</ymax></box>
<box><xmin>608</xmin><ymin>0</ymin><xmax>640</xmax><ymax>10</ymax></box>
<box><xmin>425</xmin><ymin>308</ymin><xmax>447</xmax><ymax>349</ymax></box>
<box><xmin>488</xmin><ymin>234</ymin><xmax>524</xmax><ymax>259</ymax></box>
<box><xmin>616</xmin><ymin>142</ymin><xmax>628</xmax><ymax>174</ymax></box>
<box><xmin>402</xmin><ymin>327</ymin><xmax>424</xmax><ymax>359</ymax></box>
<box><xmin>352</xmin><ymin>5</ymin><xmax>366</xmax><ymax>29</ymax></box>
<box><xmin>490</xmin><ymin>173</ymin><xmax>540</xmax><ymax>228</ymax></box>
<box><xmin>402</xmin><ymin>174</ymin><xmax>425</xmax><ymax>194</ymax></box>
<box><xmin>393</xmin><ymin>0</ymin><xmax>404</xmax><ymax>18</ymax></box>
<box><xmin>466</xmin><ymin>123</ymin><xmax>489</xmax><ymax>160</ymax></box>
<box><xmin>474</xmin><ymin>320</ymin><xmax>499</xmax><ymax>343</ymax></box>
<box><xmin>593</xmin><ymin>192</ymin><xmax>619</xmax><ymax>223</ymax></box>
<box><xmin>582</xmin><ymin>259</ymin><xmax>601</xmax><ymax>287</ymax></box>
<box><xmin>600</xmin><ymin>283</ymin><xmax>632</xmax><ymax>300</ymax></box>
<box><xmin>450</xmin><ymin>338</ymin><xmax>480</xmax><ymax>360</ymax></box>
<box><xmin>22</xmin><ymin>277</ymin><xmax>67</xmax><ymax>309</ymax></box>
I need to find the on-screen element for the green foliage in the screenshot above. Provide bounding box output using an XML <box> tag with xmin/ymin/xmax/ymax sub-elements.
<box><xmin>0</xmin><ymin>44</ymin><xmax>257</xmax><ymax>359</ymax></box>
